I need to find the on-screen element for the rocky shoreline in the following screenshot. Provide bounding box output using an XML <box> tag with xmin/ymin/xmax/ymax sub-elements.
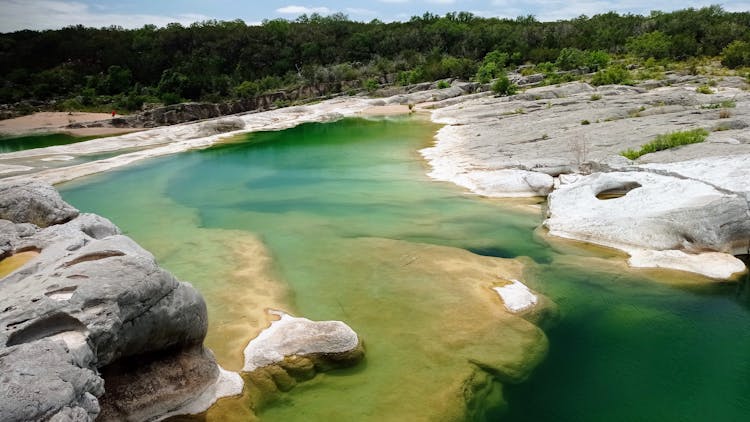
<box><xmin>0</xmin><ymin>181</ymin><xmax>365</xmax><ymax>421</ymax></box>
<box><xmin>421</xmin><ymin>75</ymin><xmax>750</xmax><ymax>280</ymax></box>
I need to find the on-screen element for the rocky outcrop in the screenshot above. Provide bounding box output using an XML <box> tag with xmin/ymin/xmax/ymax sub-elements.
<box><xmin>242</xmin><ymin>310</ymin><xmax>364</xmax><ymax>407</ymax></box>
<box><xmin>544</xmin><ymin>171</ymin><xmax>750</xmax><ymax>279</ymax></box>
<box><xmin>422</xmin><ymin>76</ymin><xmax>750</xmax><ymax>278</ymax></box>
<box><xmin>0</xmin><ymin>181</ymin><xmax>241</xmax><ymax>421</ymax></box>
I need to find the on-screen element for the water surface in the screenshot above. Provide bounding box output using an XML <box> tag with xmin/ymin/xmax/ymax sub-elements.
<box><xmin>60</xmin><ymin>117</ymin><xmax>750</xmax><ymax>421</ymax></box>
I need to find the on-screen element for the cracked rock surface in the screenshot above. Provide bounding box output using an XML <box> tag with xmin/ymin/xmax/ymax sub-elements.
<box><xmin>0</xmin><ymin>180</ymin><xmax>223</xmax><ymax>421</ymax></box>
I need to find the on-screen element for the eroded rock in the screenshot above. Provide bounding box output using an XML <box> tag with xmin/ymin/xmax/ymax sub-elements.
<box><xmin>0</xmin><ymin>180</ymin><xmax>240</xmax><ymax>421</ymax></box>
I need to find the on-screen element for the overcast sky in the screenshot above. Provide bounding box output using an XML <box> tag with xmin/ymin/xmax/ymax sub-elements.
<box><xmin>1</xmin><ymin>0</ymin><xmax>748</xmax><ymax>32</ymax></box>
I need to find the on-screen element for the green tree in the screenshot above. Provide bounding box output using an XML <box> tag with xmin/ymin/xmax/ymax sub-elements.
<box><xmin>721</xmin><ymin>40</ymin><xmax>750</xmax><ymax>68</ymax></box>
<box><xmin>555</xmin><ymin>48</ymin><xmax>586</xmax><ymax>70</ymax></box>
<box><xmin>626</xmin><ymin>31</ymin><xmax>673</xmax><ymax>59</ymax></box>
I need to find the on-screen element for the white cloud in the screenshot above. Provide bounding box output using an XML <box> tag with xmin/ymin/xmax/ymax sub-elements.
<box><xmin>346</xmin><ymin>7</ymin><xmax>378</xmax><ymax>16</ymax></box>
<box><xmin>0</xmin><ymin>0</ymin><xmax>212</xmax><ymax>32</ymax></box>
<box><xmin>276</xmin><ymin>5</ymin><xmax>332</xmax><ymax>14</ymax></box>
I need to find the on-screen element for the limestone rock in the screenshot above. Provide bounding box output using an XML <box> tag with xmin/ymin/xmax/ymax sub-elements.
<box><xmin>544</xmin><ymin>171</ymin><xmax>749</xmax><ymax>278</ymax></box>
<box><xmin>0</xmin><ymin>180</ymin><xmax>78</xmax><ymax>227</ymax></box>
<box><xmin>243</xmin><ymin>310</ymin><xmax>362</xmax><ymax>373</ymax></box>
<box><xmin>0</xmin><ymin>181</ymin><xmax>238</xmax><ymax>421</ymax></box>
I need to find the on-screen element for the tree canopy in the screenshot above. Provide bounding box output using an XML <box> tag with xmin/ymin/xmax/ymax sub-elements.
<box><xmin>1</xmin><ymin>6</ymin><xmax>748</xmax><ymax>109</ymax></box>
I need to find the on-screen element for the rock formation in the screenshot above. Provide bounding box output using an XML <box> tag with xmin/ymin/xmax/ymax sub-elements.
<box><xmin>421</xmin><ymin>75</ymin><xmax>750</xmax><ymax>278</ymax></box>
<box><xmin>0</xmin><ymin>180</ymin><xmax>241</xmax><ymax>421</ymax></box>
<box><xmin>241</xmin><ymin>310</ymin><xmax>364</xmax><ymax>409</ymax></box>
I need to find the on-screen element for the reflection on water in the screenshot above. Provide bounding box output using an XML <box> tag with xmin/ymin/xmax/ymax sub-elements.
<box><xmin>60</xmin><ymin>117</ymin><xmax>750</xmax><ymax>421</ymax></box>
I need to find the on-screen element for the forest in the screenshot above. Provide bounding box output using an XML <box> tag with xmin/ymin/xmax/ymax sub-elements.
<box><xmin>1</xmin><ymin>5</ymin><xmax>749</xmax><ymax>111</ymax></box>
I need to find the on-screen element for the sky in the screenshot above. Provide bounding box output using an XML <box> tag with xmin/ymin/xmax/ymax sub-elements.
<box><xmin>0</xmin><ymin>0</ymin><xmax>748</xmax><ymax>32</ymax></box>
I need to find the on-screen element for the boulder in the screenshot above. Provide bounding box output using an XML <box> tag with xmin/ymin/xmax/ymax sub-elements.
<box><xmin>243</xmin><ymin>310</ymin><xmax>363</xmax><ymax>373</ymax></box>
<box><xmin>0</xmin><ymin>180</ymin><xmax>78</xmax><ymax>227</ymax></box>
<box><xmin>0</xmin><ymin>180</ymin><xmax>240</xmax><ymax>421</ymax></box>
<box><xmin>544</xmin><ymin>171</ymin><xmax>750</xmax><ymax>278</ymax></box>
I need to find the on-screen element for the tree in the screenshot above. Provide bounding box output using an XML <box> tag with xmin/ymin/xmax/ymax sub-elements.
<box><xmin>721</xmin><ymin>40</ymin><xmax>750</xmax><ymax>68</ymax></box>
<box><xmin>626</xmin><ymin>31</ymin><xmax>673</xmax><ymax>59</ymax></box>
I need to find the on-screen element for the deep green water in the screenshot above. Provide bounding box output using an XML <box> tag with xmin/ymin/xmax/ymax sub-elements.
<box><xmin>59</xmin><ymin>117</ymin><xmax>750</xmax><ymax>421</ymax></box>
<box><xmin>0</xmin><ymin>133</ymin><xmax>96</xmax><ymax>152</ymax></box>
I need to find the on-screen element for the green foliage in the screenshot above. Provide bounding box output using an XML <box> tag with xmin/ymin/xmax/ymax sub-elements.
<box><xmin>491</xmin><ymin>74</ymin><xmax>517</xmax><ymax>96</ymax></box>
<box><xmin>620</xmin><ymin>128</ymin><xmax>709</xmax><ymax>159</ymax></box>
<box><xmin>437</xmin><ymin>80</ymin><xmax>451</xmax><ymax>89</ymax></box>
<box><xmin>397</xmin><ymin>68</ymin><xmax>425</xmax><ymax>86</ymax></box>
<box><xmin>585</xmin><ymin>50</ymin><xmax>611</xmax><ymax>72</ymax></box>
<box><xmin>476</xmin><ymin>50</ymin><xmax>510</xmax><ymax>83</ymax></box>
<box><xmin>696</xmin><ymin>84</ymin><xmax>714</xmax><ymax>94</ymax></box>
<box><xmin>364</xmin><ymin>78</ymin><xmax>379</xmax><ymax>92</ymax></box>
<box><xmin>581</xmin><ymin>119</ymin><xmax>591</xmax><ymax>125</ymax></box>
<box><xmin>626</xmin><ymin>31</ymin><xmax>673</xmax><ymax>59</ymax></box>
<box><xmin>590</xmin><ymin>94</ymin><xmax>602</xmax><ymax>101</ymax></box>
<box><xmin>556</xmin><ymin>48</ymin><xmax>586</xmax><ymax>71</ymax></box>
<box><xmin>1</xmin><ymin>6</ymin><xmax>748</xmax><ymax>107</ymax></box>
<box><xmin>700</xmin><ymin>100</ymin><xmax>736</xmax><ymax>109</ymax></box>
<box><xmin>721</xmin><ymin>40</ymin><xmax>750</xmax><ymax>68</ymax></box>
<box><xmin>591</xmin><ymin>65</ymin><xmax>632</xmax><ymax>86</ymax></box>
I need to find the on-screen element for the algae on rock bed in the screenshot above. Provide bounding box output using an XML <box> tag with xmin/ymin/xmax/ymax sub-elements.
<box><xmin>60</xmin><ymin>117</ymin><xmax>552</xmax><ymax>420</ymax></box>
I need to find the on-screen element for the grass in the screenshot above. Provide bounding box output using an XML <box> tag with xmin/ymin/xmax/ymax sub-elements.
<box><xmin>696</xmin><ymin>84</ymin><xmax>714</xmax><ymax>94</ymax></box>
<box><xmin>700</xmin><ymin>100</ymin><xmax>736</xmax><ymax>109</ymax></box>
<box><xmin>590</xmin><ymin>94</ymin><xmax>602</xmax><ymax>101</ymax></box>
<box><xmin>620</xmin><ymin>128</ymin><xmax>709</xmax><ymax>160</ymax></box>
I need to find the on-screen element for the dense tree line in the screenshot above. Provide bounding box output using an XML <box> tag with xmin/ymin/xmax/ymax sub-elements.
<box><xmin>1</xmin><ymin>6</ymin><xmax>748</xmax><ymax>110</ymax></box>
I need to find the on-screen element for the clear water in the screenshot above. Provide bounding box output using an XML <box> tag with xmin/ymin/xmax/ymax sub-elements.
<box><xmin>59</xmin><ymin>117</ymin><xmax>750</xmax><ymax>421</ymax></box>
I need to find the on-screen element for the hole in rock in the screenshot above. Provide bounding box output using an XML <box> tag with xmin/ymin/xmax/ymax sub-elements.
<box><xmin>62</xmin><ymin>250</ymin><xmax>125</xmax><ymax>268</ymax></box>
<box><xmin>6</xmin><ymin>312</ymin><xmax>87</xmax><ymax>347</ymax></box>
<box><xmin>595</xmin><ymin>182</ymin><xmax>642</xmax><ymax>200</ymax></box>
<box><xmin>45</xmin><ymin>286</ymin><xmax>78</xmax><ymax>301</ymax></box>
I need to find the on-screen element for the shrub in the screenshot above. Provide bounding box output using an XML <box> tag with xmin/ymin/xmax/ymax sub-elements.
<box><xmin>721</xmin><ymin>40</ymin><xmax>750</xmax><ymax>68</ymax></box>
<box><xmin>620</xmin><ymin>128</ymin><xmax>709</xmax><ymax>159</ymax></box>
<box><xmin>437</xmin><ymin>80</ymin><xmax>451</xmax><ymax>89</ymax></box>
<box><xmin>696</xmin><ymin>85</ymin><xmax>713</xmax><ymax>94</ymax></box>
<box><xmin>581</xmin><ymin>119</ymin><xmax>590</xmax><ymax>125</ymax></box>
<box><xmin>492</xmin><ymin>74</ymin><xmax>518</xmax><ymax>96</ymax></box>
<box><xmin>585</xmin><ymin>50</ymin><xmax>611</xmax><ymax>72</ymax></box>
<box><xmin>591</xmin><ymin>65</ymin><xmax>632</xmax><ymax>86</ymax></box>
<box><xmin>555</xmin><ymin>48</ymin><xmax>586</xmax><ymax>70</ymax></box>
<box><xmin>364</xmin><ymin>78</ymin><xmax>379</xmax><ymax>93</ymax></box>
<box><xmin>590</xmin><ymin>94</ymin><xmax>602</xmax><ymax>101</ymax></box>
<box><xmin>626</xmin><ymin>31</ymin><xmax>672</xmax><ymax>59</ymax></box>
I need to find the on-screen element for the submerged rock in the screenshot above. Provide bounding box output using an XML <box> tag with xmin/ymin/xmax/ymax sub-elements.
<box><xmin>241</xmin><ymin>310</ymin><xmax>363</xmax><ymax>407</ymax></box>
<box><xmin>243</xmin><ymin>310</ymin><xmax>362</xmax><ymax>373</ymax></box>
<box><xmin>0</xmin><ymin>180</ymin><xmax>241</xmax><ymax>421</ymax></box>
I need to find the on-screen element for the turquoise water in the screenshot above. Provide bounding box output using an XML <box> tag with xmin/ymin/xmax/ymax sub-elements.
<box><xmin>59</xmin><ymin>117</ymin><xmax>750</xmax><ymax>421</ymax></box>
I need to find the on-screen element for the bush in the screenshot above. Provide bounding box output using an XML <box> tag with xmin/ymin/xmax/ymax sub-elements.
<box><xmin>555</xmin><ymin>48</ymin><xmax>586</xmax><ymax>70</ymax></box>
<box><xmin>585</xmin><ymin>50</ymin><xmax>611</xmax><ymax>72</ymax></box>
<box><xmin>626</xmin><ymin>31</ymin><xmax>672</xmax><ymax>59</ymax></box>
<box><xmin>491</xmin><ymin>74</ymin><xmax>517</xmax><ymax>96</ymax></box>
<box><xmin>437</xmin><ymin>80</ymin><xmax>451</xmax><ymax>89</ymax></box>
<box><xmin>721</xmin><ymin>40</ymin><xmax>750</xmax><ymax>68</ymax></box>
<box><xmin>591</xmin><ymin>65</ymin><xmax>632</xmax><ymax>86</ymax></box>
<box><xmin>590</xmin><ymin>94</ymin><xmax>602</xmax><ymax>101</ymax></box>
<box><xmin>696</xmin><ymin>85</ymin><xmax>713</xmax><ymax>94</ymax></box>
<box><xmin>621</xmin><ymin>128</ymin><xmax>709</xmax><ymax>159</ymax></box>
<box><xmin>581</xmin><ymin>119</ymin><xmax>591</xmax><ymax>125</ymax></box>
<box><xmin>364</xmin><ymin>78</ymin><xmax>379</xmax><ymax>93</ymax></box>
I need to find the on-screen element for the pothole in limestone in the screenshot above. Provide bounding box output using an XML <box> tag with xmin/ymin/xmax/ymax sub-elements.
<box><xmin>595</xmin><ymin>181</ymin><xmax>642</xmax><ymax>200</ymax></box>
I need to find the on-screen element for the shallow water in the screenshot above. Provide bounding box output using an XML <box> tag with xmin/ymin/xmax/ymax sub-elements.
<box><xmin>59</xmin><ymin>117</ymin><xmax>750</xmax><ymax>421</ymax></box>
